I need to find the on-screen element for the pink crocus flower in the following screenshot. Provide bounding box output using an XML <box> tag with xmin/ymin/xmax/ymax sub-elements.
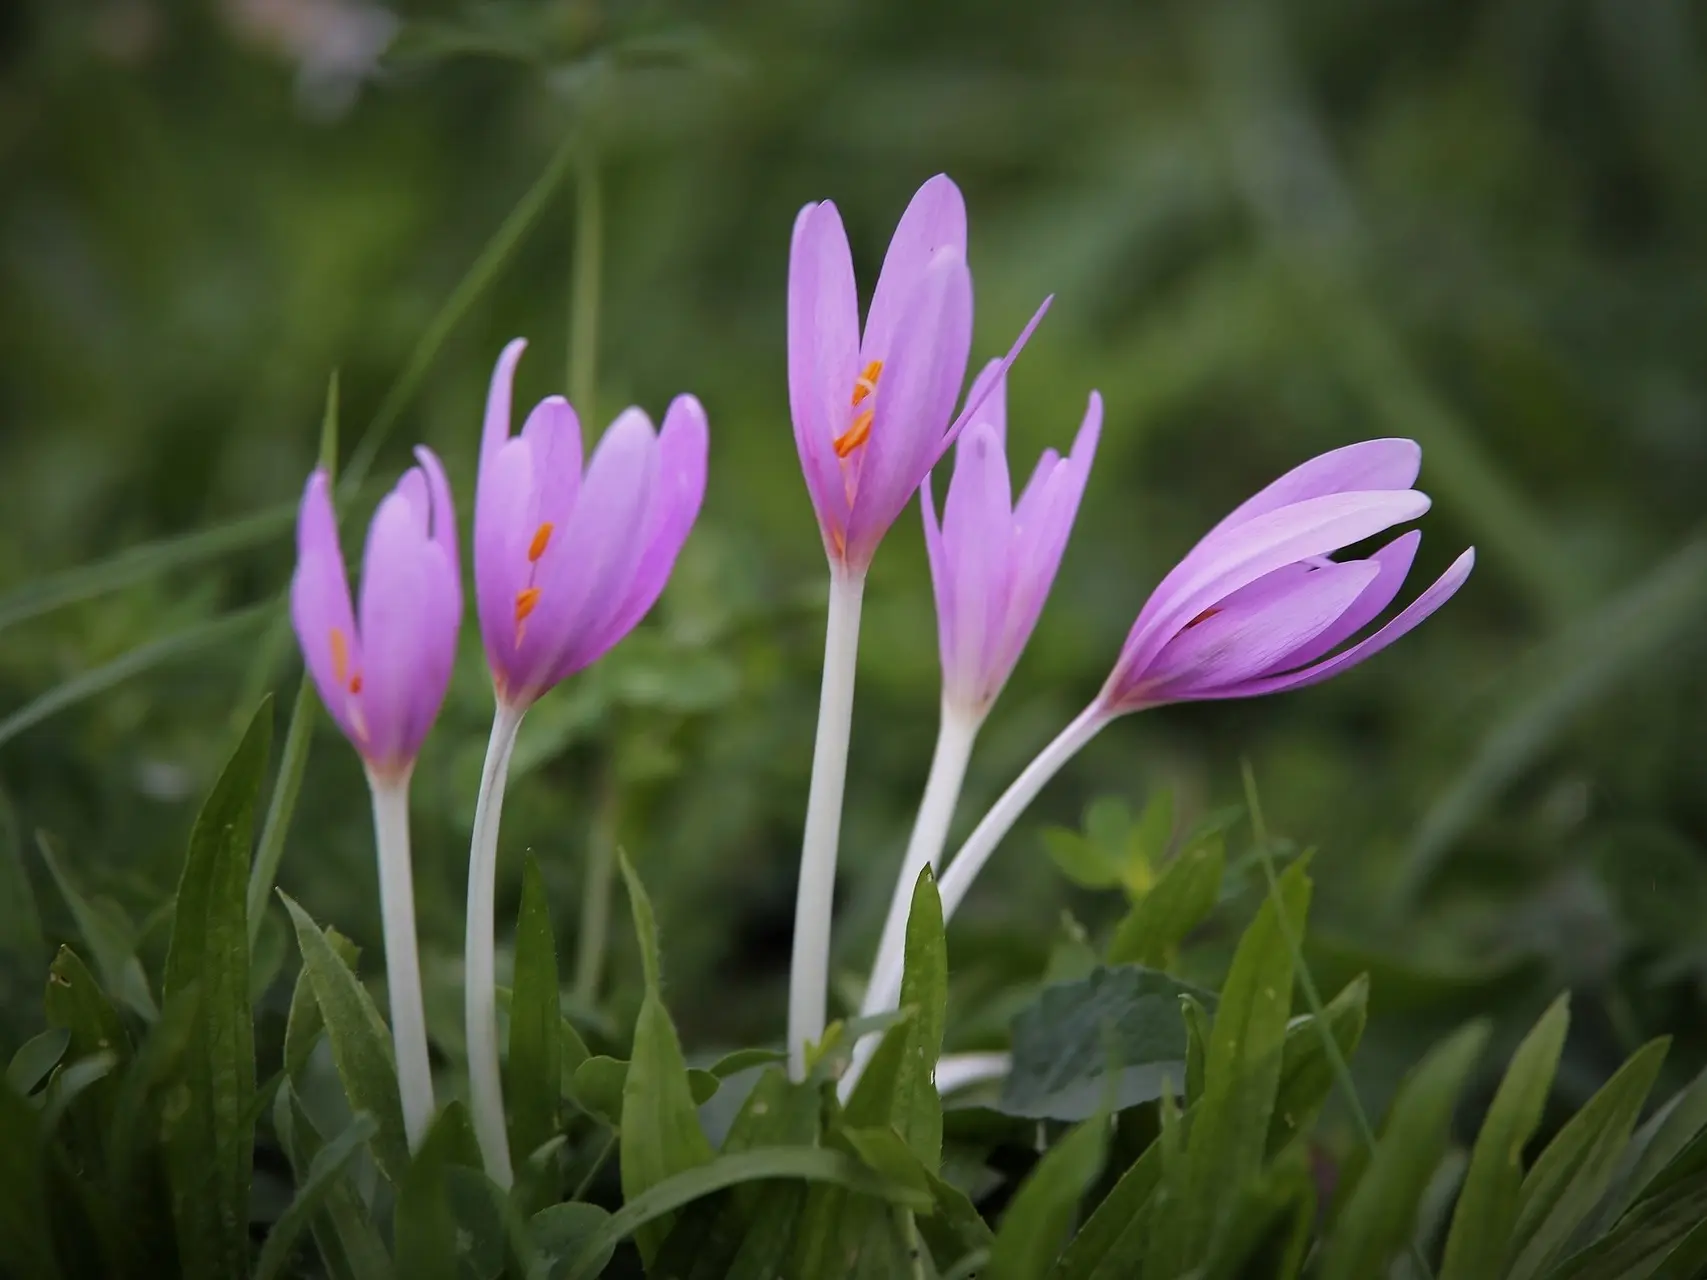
<box><xmin>465</xmin><ymin>337</ymin><xmax>708</xmax><ymax>1185</ymax></box>
<box><xmin>474</xmin><ymin>338</ymin><xmax>709</xmax><ymax>708</ymax></box>
<box><xmin>288</xmin><ymin>446</ymin><xmax>462</xmax><ymax>1151</ymax></box>
<box><xmin>1097</xmin><ymin>437</ymin><xmax>1475</xmax><ymax>711</ymax></box>
<box><xmin>788</xmin><ymin>174</ymin><xmax>1049</xmax><ymax>573</ymax></box>
<box><xmin>289</xmin><ymin>447</ymin><xmax>462</xmax><ymax>780</ymax></box>
<box><xmin>924</xmin><ymin>369</ymin><xmax>1102</xmax><ymax>718</ymax></box>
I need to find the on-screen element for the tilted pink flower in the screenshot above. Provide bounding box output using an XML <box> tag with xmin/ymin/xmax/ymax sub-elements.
<box><xmin>788</xmin><ymin>174</ymin><xmax>1050</xmax><ymax>573</ymax></box>
<box><xmin>1101</xmin><ymin>438</ymin><xmax>1474</xmax><ymax>710</ymax></box>
<box><xmin>474</xmin><ymin>339</ymin><xmax>708</xmax><ymax>707</ymax></box>
<box><xmin>290</xmin><ymin>447</ymin><xmax>462</xmax><ymax>779</ymax></box>
<box><xmin>923</xmin><ymin>366</ymin><xmax>1101</xmax><ymax>717</ymax></box>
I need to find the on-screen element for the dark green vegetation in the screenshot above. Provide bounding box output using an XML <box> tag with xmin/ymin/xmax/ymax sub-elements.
<box><xmin>2</xmin><ymin>0</ymin><xmax>1706</xmax><ymax>1275</ymax></box>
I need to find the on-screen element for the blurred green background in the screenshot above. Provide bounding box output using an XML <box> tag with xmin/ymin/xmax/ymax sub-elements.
<box><xmin>3</xmin><ymin>0</ymin><xmax>1706</xmax><ymax>1119</ymax></box>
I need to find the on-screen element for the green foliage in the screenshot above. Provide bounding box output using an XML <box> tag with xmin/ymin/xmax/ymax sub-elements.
<box><xmin>508</xmin><ymin>854</ymin><xmax>562</xmax><ymax>1176</ymax></box>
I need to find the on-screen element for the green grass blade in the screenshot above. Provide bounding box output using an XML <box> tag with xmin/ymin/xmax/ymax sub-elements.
<box><xmin>254</xmin><ymin>1113</ymin><xmax>379</xmax><ymax>1280</ymax></box>
<box><xmin>508</xmin><ymin>853</ymin><xmax>561</xmax><ymax>1179</ymax></box>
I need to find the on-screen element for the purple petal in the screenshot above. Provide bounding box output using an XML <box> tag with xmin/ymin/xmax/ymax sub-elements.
<box><xmin>1271</xmin><ymin>530</ymin><xmax>1419</xmax><ymax>671</ymax></box>
<box><xmin>356</xmin><ymin>490</ymin><xmax>433</xmax><ymax>768</ymax></box>
<box><xmin>788</xmin><ymin>201</ymin><xmax>859</xmax><ymax>554</ymax></box>
<box><xmin>480</xmin><ymin>339</ymin><xmax>528</xmax><ymax>475</ymax></box>
<box><xmin>1206</xmin><ymin>548</ymin><xmax>1476</xmax><ymax>698</ymax></box>
<box><xmin>413</xmin><ymin>445</ymin><xmax>460</xmax><ymax>581</ymax></box>
<box><xmin>1114</xmin><ymin>489</ymin><xmax>1432</xmax><ymax>687</ymax></box>
<box><xmin>1138</xmin><ymin>560</ymin><xmax>1381</xmax><ymax>702</ymax></box>
<box><xmin>289</xmin><ymin>470</ymin><xmax>362</xmax><ymax>747</ymax></box>
<box><xmin>590</xmin><ymin>393</ymin><xmax>710</xmax><ymax>654</ymax></box>
<box><xmin>474</xmin><ymin>437</ymin><xmax>536</xmax><ymax>686</ymax></box>
<box><xmin>843</xmin><ymin>248</ymin><xmax>973</xmax><ymax>569</ymax></box>
<box><xmin>939</xmin><ymin>295</ymin><xmax>1053</xmax><ymax>455</ymax></box>
<box><xmin>519</xmin><ymin>396</ymin><xmax>583</xmax><ymax>536</ymax></box>
<box><xmin>938</xmin><ymin>420</ymin><xmax>1013</xmax><ymax>705</ymax></box>
<box><xmin>961</xmin><ymin>359</ymin><xmax>1007</xmax><ymax>446</ymax></box>
<box><xmin>1203</xmin><ymin>439</ymin><xmax>1421</xmax><ymax>540</ymax></box>
<box><xmin>862</xmin><ymin>174</ymin><xmax>967</xmax><ymax>361</ymax></box>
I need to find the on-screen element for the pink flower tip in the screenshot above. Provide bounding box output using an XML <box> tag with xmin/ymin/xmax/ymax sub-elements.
<box><xmin>787</xmin><ymin>174</ymin><xmax>1050</xmax><ymax>573</ymax></box>
<box><xmin>289</xmin><ymin>448</ymin><xmax>464</xmax><ymax>779</ymax></box>
<box><xmin>1099</xmin><ymin>438</ymin><xmax>1473</xmax><ymax>711</ymax></box>
<box><xmin>473</xmin><ymin>340</ymin><xmax>709</xmax><ymax>707</ymax></box>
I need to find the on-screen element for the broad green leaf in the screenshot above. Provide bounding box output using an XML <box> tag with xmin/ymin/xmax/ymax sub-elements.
<box><xmin>273</xmin><ymin>1085</ymin><xmax>391</xmax><ymax>1280</ymax></box>
<box><xmin>0</xmin><ymin>1078</ymin><xmax>60</xmax><ymax>1280</ymax></box>
<box><xmin>841</xmin><ymin>1125</ymin><xmax>932</xmax><ymax>1196</ymax></box>
<box><xmin>987</xmin><ymin>1114</ymin><xmax>1109</xmax><ymax>1280</ymax></box>
<box><xmin>1320</xmin><ymin>1020</ymin><xmax>1491</xmax><ymax>1280</ymax></box>
<box><xmin>394</xmin><ymin>1104</ymin><xmax>481</xmax><ymax>1280</ymax></box>
<box><xmin>707</xmin><ymin>1047</ymin><xmax>787</xmax><ymax>1078</ymax></box>
<box><xmin>37</xmin><ymin>833</ymin><xmax>158</xmax><ymax>1020</ymax></box>
<box><xmin>1105</xmin><ymin>836</ymin><xmax>1223</xmax><ymax>967</ymax></box>
<box><xmin>617</xmin><ymin>851</ymin><xmax>714</xmax><ymax>1262</ymax></box>
<box><xmin>6</xmin><ymin>1028</ymin><xmax>69</xmax><ymax>1094</ymax></box>
<box><xmin>569</xmin><ymin>1053</ymin><xmax>718</xmax><ymax>1123</ymax></box>
<box><xmin>508</xmin><ymin>853</ymin><xmax>561</xmax><ymax>1174</ymax></box>
<box><xmin>563</xmin><ymin>1147</ymin><xmax>933</xmax><ymax>1280</ymax></box>
<box><xmin>284</xmin><ymin>928</ymin><xmax>360</xmax><ymax>1081</ymax></box>
<box><xmin>1084</xmin><ymin>798</ymin><xmax>1131</xmax><ymax>857</ymax></box>
<box><xmin>533</xmin><ymin>1203</ymin><xmax>615</xmax><ymax>1279</ymax></box>
<box><xmin>999</xmin><ymin>965</ymin><xmax>1212</xmax><ymax>1121</ymax></box>
<box><xmin>1508</xmin><ymin>1036</ymin><xmax>1670</xmax><ymax>1280</ymax></box>
<box><xmin>254</xmin><ymin>1113</ymin><xmax>379</xmax><ymax>1280</ymax></box>
<box><xmin>161</xmin><ymin>698</ymin><xmax>269</xmax><ymax>1280</ymax></box>
<box><xmin>1441</xmin><ymin>994</ymin><xmax>1570</xmax><ymax>1280</ymax></box>
<box><xmin>846</xmin><ymin>866</ymin><xmax>949</xmax><ymax>1167</ymax></box>
<box><xmin>1043</xmin><ymin>829</ymin><xmax>1121</xmax><ymax>890</ymax></box>
<box><xmin>1172</xmin><ymin>859</ymin><xmax>1311</xmax><ymax>1266</ymax></box>
<box><xmin>281</xmin><ymin>893</ymin><xmax>410</xmax><ymax>1181</ymax></box>
<box><xmin>1122</xmin><ymin>788</ymin><xmax>1175</xmax><ymax>895</ymax></box>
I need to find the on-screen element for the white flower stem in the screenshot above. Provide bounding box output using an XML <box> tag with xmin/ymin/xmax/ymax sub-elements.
<box><xmin>366</xmin><ymin>770</ymin><xmax>435</xmax><ymax>1152</ymax></box>
<box><xmin>465</xmin><ymin>702</ymin><xmax>526</xmax><ymax>1187</ymax></box>
<box><xmin>840</xmin><ymin>702</ymin><xmax>980</xmax><ymax>1096</ymax></box>
<box><xmin>787</xmin><ymin>566</ymin><xmax>867</xmax><ymax>1079</ymax></box>
<box><xmin>854</xmin><ymin>701</ymin><xmax>1110</xmax><ymax>1062</ymax></box>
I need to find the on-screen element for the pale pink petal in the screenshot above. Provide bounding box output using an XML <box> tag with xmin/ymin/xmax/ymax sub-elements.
<box><xmin>1203</xmin><ymin>438</ymin><xmax>1421</xmax><ymax>540</ymax></box>
<box><xmin>1270</xmin><ymin>530</ymin><xmax>1419</xmax><ymax>671</ymax></box>
<box><xmin>788</xmin><ymin>201</ymin><xmax>859</xmax><ymax>553</ymax></box>
<box><xmin>862</xmin><ymin>174</ymin><xmax>967</xmax><ymax>360</ymax></box>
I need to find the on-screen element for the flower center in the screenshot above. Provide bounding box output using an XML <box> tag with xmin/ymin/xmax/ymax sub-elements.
<box><xmin>328</xmin><ymin>626</ymin><xmax>367</xmax><ymax>741</ymax></box>
<box><xmin>832</xmin><ymin>360</ymin><xmax>884</xmax><ymax>458</ymax></box>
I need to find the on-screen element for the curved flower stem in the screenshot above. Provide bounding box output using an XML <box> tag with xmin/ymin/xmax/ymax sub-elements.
<box><xmin>786</xmin><ymin>566</ymin><xmax>867</xmax><ymax>1079</ymax></box>
<box><xmin>841</xmin><ymin>703</ymin><xmax>981</xmax><ymax>1096</ymax></box>
<box><xmin>855</xmin><ymin>701</ymin><xmax>1110</xmax><ymax>1056</ymax></box>
<box><xmin>466</xmin><ymin>701</ymin><xmax>526</xmax><ymax>1187</ymax></box>
<box><xmin>366</xmin><ymin>769</ymin><xmax>435</xmax><ymax>1151</ymax></box>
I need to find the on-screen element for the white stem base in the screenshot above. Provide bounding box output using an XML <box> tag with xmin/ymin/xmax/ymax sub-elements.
<box><xmin>466</xmin><ymin>702</ymin><xmax>526</xmax><ymax>1187</ymax></box>
<box><xmin>841</xmin><ymin>703</ymin><xmax>980</xmax><ymax>1098</ymax></box>
<box><xmin>367</xmin><ymin>771</ymin><xmax>435</xmax><ymax>1151</ymax></box>
<box><xmin>786</xmin><ymin>567</ymin><xmax>867</xmax><ymax>1079</ymax></box>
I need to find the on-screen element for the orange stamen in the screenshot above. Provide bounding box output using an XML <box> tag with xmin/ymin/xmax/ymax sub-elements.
<box><xmin>330</xmin><ymin>627</ymin><xmax>350</xmax><ymax>685</ymax></box>
<box><xmin>528</xmin><ymin>522</ymin><xmax>554</xmax><ymax>563</ymax></box>
<box><xmin>834</xmin><ymin>409</ymin><xmax>874</xmax><ymax>458</ymax></box>
<box><xmin>850</xmin><ymin>359</ymin><xmax>883</xmax><ymax>406</ymax></box>
<box><xmin>349</xmin><ymin>673</ymin><xmax>363</xmax><ymax>694</ymax></box>
<box><xmin>515</xmin><ymin>587</ymin><xmax>542</xmax><ymax>623</ymax></box>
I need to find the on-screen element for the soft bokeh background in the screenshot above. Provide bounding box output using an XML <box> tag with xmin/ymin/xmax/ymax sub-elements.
<box><xmin>3</xmin><ymin>0</ymin><xmax>1706</xmax><ymax>1119</ymax></box>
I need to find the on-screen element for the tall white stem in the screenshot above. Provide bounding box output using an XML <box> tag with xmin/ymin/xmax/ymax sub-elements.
<box><xmin>855</xmin><ymin>702</ymin><xmax>1109</xmax><ymax>1064</ymax></box>
<box><xmin>367</xmin><ymin>771</ymin><xmax>435</xmax><ymax>1152</ymax></box>
<box><xmin>466</xmin><ymin>702</ymin><xmax>525</xmax><ymax>1187</ymax></box>
<box><xmin>841</xmin><ymin>703</ymin><xmax>980</xmax><ymax>1097</ymax></box>
<box><xmin>786</xmin><ymin>566</ymin><xmax>867</xmax><ymax>1079</ymax></box>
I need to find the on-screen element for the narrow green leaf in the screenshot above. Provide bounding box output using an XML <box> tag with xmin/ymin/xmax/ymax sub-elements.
<box><xmin>846</xmin><ymin>866</ymin><xmax>949</xmax><ymax>1167</ymax></box>
<box><xmin>617</xmin><ymin>851</ymin><xmax>714</xmax><ymax>1262</ymax></box>
<box><xmin>1182</xmin><ymin>994</ymin><xmax>1211</xmax><ymax>1106</ymax></box>
<box><xmin>274</xmin><ymin>1085</ymin><xmax>392</xmax><ymax>1280</ymax></box>
<box><xmin>1320</xmin><ymin>1020</ymin><xmax>1491</xmax><ymax>1280</ymax></box>
<box><xmin>1106</xmin><ymin>836</ymin><xmax>1223</xmax><ymax>967</ymax></box>
<box><xmin>283</xmin><ymin>928</ymin><xmax>359</xmax><ymax>1080</ymax></box>
<box><xmin>707</xmin><ymin>1047</ymin><xmax>786</xmax><ymax>1078</ymax></box>
<box><xmin>533</xmin><ymin>1203</ymin><xmax>615</xmax><ymax>1280</ymax></box>
<box><xmin>509</xmin><ymin>853</ymin><xmax>561</xmax><ymax>1173</ymax></box>
<box><xmin>1508</xmin><ymin>1036</ymin><xmax>1670</xmax><ymax>1280</ymax></box>
<box><xmin>987</xmin><ymin>1115</ymin><xmax>1109</xmax><ymax>1280</ymax></box>
<box><xmin>563</xmin><ymin>1147</ymin><xmax>932</xmax><ymax>1280</ymax></box>
<box><xmin>1265</xmin><ymin>973</ymin><xmax>1370</xmax><ymax>1153</ymax></box>
<box><xmin>1174</xmin><ymin>858</ymin><xmax>1312</xmax><ymax>1266</ymax></box>
<box><xmin>161</xmin><ymin>698</ymin><xmax>270</xmax><ymax>1280</ymax></box>
<box><xmin>0</xmin><ymin>1078</ymin><xmax>60</xmax><ymax>1280</ymax></box>
<box><xmin>36</xmin><ymin>833</ymin><xmax>158</xmax><ymax>1020</ymax></box>
<box><xmin>281</xmin><ymin>893</ymin><xmax>410</xmax><ymax>1181</ymax></box>
<box><xmin>1142</xmin><ymin>1084</ymin><xmax>1191</xmax><ymax>1279</ymax></box>
<box><xmin>1547</xmin><ymin>1162</ymin><xmax>1707</xmax><ymax>1280</ymax></box>
<box><xmin>1201</xmin><ymin>1146</ymin><xmax>1316</xmax><ymax>1280</ymax></box>
<box><xmin>0</xmin><ymin>790</ymin><xmax>45</xmax><ymax>967</ymax></box>
<box><xmin>45</xmin><ymin>944</ymin><xmax>130</xmax><ymax>1162</ymax></box>
<box><xmin>1122</xmin><ymin>788</ymin><xmax>1175</xmax><ymax>893</ymax></box>
<box><xmin>1441</xmin><ymin>994</ymin><xmax>1571</xmax><ymax>1280</ymax></box>
<box><xmin>7</xmin><ymin>1028</ymin><xmax>69</xmax><ymax>1094</ymax></box>
<box><xmin>1593</xmin><ymin>1062</ymin><xmax>1707</xmax><ymax>1234</ymax></box>
<box><xmin>254</xmin><ymin>1113</ymin><xmax>379</xmax><ymax>1280</ymax></box>
<box><xmin>395</xmin><ymin>1104</ymin><xmax>481</xmax><ymax>1280</ymax></box>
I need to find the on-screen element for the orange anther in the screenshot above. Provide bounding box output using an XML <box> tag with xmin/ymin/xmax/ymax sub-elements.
<box><xmin>850</xmin><ymin>359</ymin><xmax>884</xmax><ymax>406</ymax></box>
<box><xmin>349</xmin><ymin>672</ymin><xmax>363</xmax><ymax>694</ymax></box>
<box><xmin>515</xmin><ymin>587</ymin><xmax>542</xmax><ymax>623</ymax></box>
<box><xmin>528</xmin><ymin>522</ymin><xmax>554</xmax><ymax>563</ymax></box>
<box><xmin>330</xmin><ymin>627</ymin><xmax>350</xmax><ymax>685</ymax></box>
<box><xmin>834</xmin><ymin>409</ymin><xmax>874</xmax><ymax>458</ymax></box>
<box><xmin>1184</xmin><ymin>607</ymin><xmax>1222</xmax><ymax>630</ymax></box>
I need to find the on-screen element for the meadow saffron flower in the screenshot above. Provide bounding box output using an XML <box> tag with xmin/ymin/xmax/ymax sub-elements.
<box><xmin>846</xmin><ymin>373</ymin><xmax>1100</xmax><ymax>1093</ymax></box>
<box><xmin>850</xmin><ymin>438</ymin><xmax>1474</xmax><ymax>1088</ymax></box>
<box><xmin>465</xmin><ymin>338</ymin><xmax>708</xmax><ymax>1183</ymax></box>
<box><xmin>289</xmin><ymin>447</ymin><xmax>462</xmax><ymax>1149</ymax></box>
<box><xmin>784</xmin><ymin>175</ymin><xmax>1051</xmax><ymax>1077</ymax></box>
